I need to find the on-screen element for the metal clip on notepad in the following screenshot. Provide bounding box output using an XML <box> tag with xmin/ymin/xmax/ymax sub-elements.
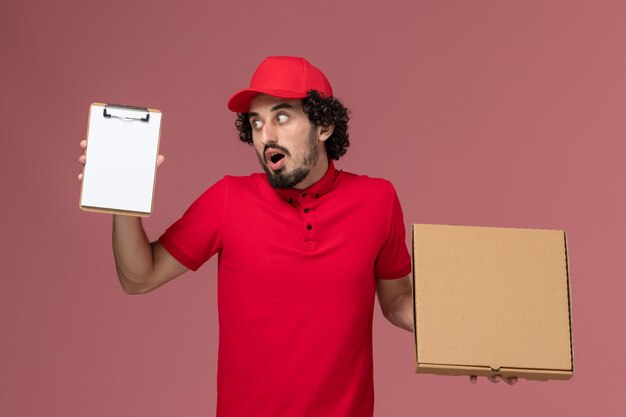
<box><xmin>103</xmin><ymin>104</ymin><xmax>150</xmax><ymax>122</ymax></box>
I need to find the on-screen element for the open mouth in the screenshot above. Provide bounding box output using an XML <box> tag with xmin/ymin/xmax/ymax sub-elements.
<box><xmin>265</xmin><ymin>149</ymin><xmax>287</xmax><ymax>171</ymax></box>
<box><xmin>270</xmin><ymin>153</ymin><xmax>285</xmax><ymax>164</ymax></box>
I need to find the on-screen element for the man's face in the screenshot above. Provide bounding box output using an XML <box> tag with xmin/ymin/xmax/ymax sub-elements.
<box><xmin>248</xmin><ymin>94</ymin><xmax>324</xmax><ymax>189</ymax></box>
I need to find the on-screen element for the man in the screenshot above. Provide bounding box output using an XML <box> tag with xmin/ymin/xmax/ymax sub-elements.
<box><xmin>77</xmin><ymin>56</ymin><xmax>512</xmax><ymax>417</ymax></box>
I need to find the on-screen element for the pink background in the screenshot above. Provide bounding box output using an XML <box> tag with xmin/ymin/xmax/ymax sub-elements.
<box><xmin>2</xmin><ymin>0</ymin><xmax>625</xmax><ymax>416</ymax></box>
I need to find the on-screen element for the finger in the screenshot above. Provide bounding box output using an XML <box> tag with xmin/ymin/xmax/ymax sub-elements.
<box><xmin>469</xmin><ymin>375</ymin><xmax>477</xmax><ymax>384</ymax></box>
<box><xmin>487</xmin><ymin>375</ymin><xmax>502</xmax><ymax>383</ymax></box>
<box><xmin>156</xmin><ymin>154</ymin><xmax>165</xmax><ymax>168</ymax></box>
<box><xmin>78</xmin><ymin>173</ymin><xmax>83</xmax><ymax>181</ymax></box>
<box><xmin>505</xmin><ymin>377</ymin><xmax>518</xmax><ymax>385</ymax></box>
<box><xmin>80</xmin><ymin>139</ymin><xmax>87</xmax><ymax>149</ymax></box>
<box><xmin>79</xmin><ymin>155</ymin><xmax>86</xmax><ymax>165</ymax></box>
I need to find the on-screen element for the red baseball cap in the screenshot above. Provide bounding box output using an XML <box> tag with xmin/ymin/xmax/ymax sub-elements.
<box><xmin>227</xmin><ymin>56</ymin><xmax>333</xmax><ymax>113</ymax></box>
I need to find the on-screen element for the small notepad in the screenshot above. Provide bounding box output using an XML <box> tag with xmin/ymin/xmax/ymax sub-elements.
<box><xmin>79</xmin><ymin>102</ymin><xmax>162</xmax><ymax>216</ymax></box>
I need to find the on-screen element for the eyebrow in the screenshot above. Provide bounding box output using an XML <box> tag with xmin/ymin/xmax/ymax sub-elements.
<box><xmin>248</xmin><ymin>102</ymin><xmax>296</xmax><ymax>118</ymax></box>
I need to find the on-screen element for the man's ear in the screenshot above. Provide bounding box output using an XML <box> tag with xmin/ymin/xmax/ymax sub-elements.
<box><xmin>318</xmin><ymin>124</ymin><xmax>334</xmax><ymax>142</ymax></box>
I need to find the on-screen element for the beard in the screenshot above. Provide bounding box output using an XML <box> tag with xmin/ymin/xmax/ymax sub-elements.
<box><xmin>257</xmin><ymin>127</ymin><xmax>320</xmax><ymax>189</ymax></box>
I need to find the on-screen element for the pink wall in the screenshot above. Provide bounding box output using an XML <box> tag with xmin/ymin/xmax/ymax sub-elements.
<box><xmin>2</xmin><ymin>0</ymin><xmax>624</xmax><ymax>416</ymax></box>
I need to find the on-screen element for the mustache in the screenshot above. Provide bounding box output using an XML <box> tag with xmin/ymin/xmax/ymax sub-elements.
<box><xmin>264</xmin><ymin>143</ymin><xmax>291</xmax><ymax>157</ymax></box>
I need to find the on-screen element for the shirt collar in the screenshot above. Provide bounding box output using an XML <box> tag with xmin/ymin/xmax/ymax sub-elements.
<box><xmin>273</xmin><ymin>159</ymin><xmax>339</xmax><ymax>202</ymax></box>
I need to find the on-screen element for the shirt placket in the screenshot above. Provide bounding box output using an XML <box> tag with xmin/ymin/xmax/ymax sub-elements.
<box><xmin>298</xmin><ymin>191</ymin><xmax>318</xmax><ymax>252</ymax></box>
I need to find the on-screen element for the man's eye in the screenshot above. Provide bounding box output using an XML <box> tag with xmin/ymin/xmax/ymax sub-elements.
<box><xmin>251</xmin><ymin>120</ymin><xmax>263</xmax><ymax>129</ymax></box>
<box><xmin>276</xmin><ymin>114</ymin><xmax>289</xmax><ymax>124</ymax></box>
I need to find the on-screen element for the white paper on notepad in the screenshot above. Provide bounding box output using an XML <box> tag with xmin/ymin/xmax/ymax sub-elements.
<box><xmin>80</xmin><ymin>103</ymin><xmax>162</xmax><ymax>214</ymax></box>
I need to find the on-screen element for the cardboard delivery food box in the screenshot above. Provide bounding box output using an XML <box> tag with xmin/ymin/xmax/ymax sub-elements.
<box><xmin>412</xmin><ymin>224</ymin><xmax>574</xmax><ymax>381</ymax></box>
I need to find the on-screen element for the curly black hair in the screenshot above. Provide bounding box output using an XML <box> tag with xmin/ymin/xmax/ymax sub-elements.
<box><xmin>234</xmin><ymin>90</ymin><xmax>350</xmax><ymax>160</ymax></box>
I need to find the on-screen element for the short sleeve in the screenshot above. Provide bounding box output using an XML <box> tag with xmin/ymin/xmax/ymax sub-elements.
<box><xmin>375</xmin><ymin>183</ymin><xmax>412</xmax><ymax>280</ymax></box>
<box><xmin>158</xmin><ymin>177</ymin><xmax>230</xmax><ymax>271</ymax></box>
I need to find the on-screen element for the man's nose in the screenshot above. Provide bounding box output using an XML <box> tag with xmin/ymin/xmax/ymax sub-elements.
<box><xmin>259</xmin><ymin>123</ymin><xmax>277</xmax><ymax>145</ymax></box>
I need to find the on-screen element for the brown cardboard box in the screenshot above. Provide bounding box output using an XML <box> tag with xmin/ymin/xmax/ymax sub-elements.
<box><xmin>412</xmin><ymin>224</ymin><xmax>574</xmax><ymax>381</ymax></box>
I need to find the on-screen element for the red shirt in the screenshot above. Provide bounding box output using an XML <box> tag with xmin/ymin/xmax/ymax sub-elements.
<box><xmin>159</xmin><ymin>161</ymin><xmax>411</xmax><ymax>417</ymax></box>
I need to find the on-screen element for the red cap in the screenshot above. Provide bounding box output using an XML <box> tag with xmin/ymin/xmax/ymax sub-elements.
<box><xmin>227</xmin><ymin>56</ymin><xmax>333</xmax><ymax>113</ymax></box>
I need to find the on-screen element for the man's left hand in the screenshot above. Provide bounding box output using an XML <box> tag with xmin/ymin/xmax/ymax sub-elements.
<box><xmin>469</xmin><ymin>375</ymin><xmax>518</xmax><ymax>385</ymax></box>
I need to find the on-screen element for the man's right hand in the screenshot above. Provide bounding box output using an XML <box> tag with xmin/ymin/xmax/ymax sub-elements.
<box><xmin>77</xmin><ymin>139</ymin><xmax>186</xmax><ymax>294</ymax></box>
<box><xmin>77</xmin><ymin>139</ymin><xmax>165</xmax><ymax>181</ymax></box>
